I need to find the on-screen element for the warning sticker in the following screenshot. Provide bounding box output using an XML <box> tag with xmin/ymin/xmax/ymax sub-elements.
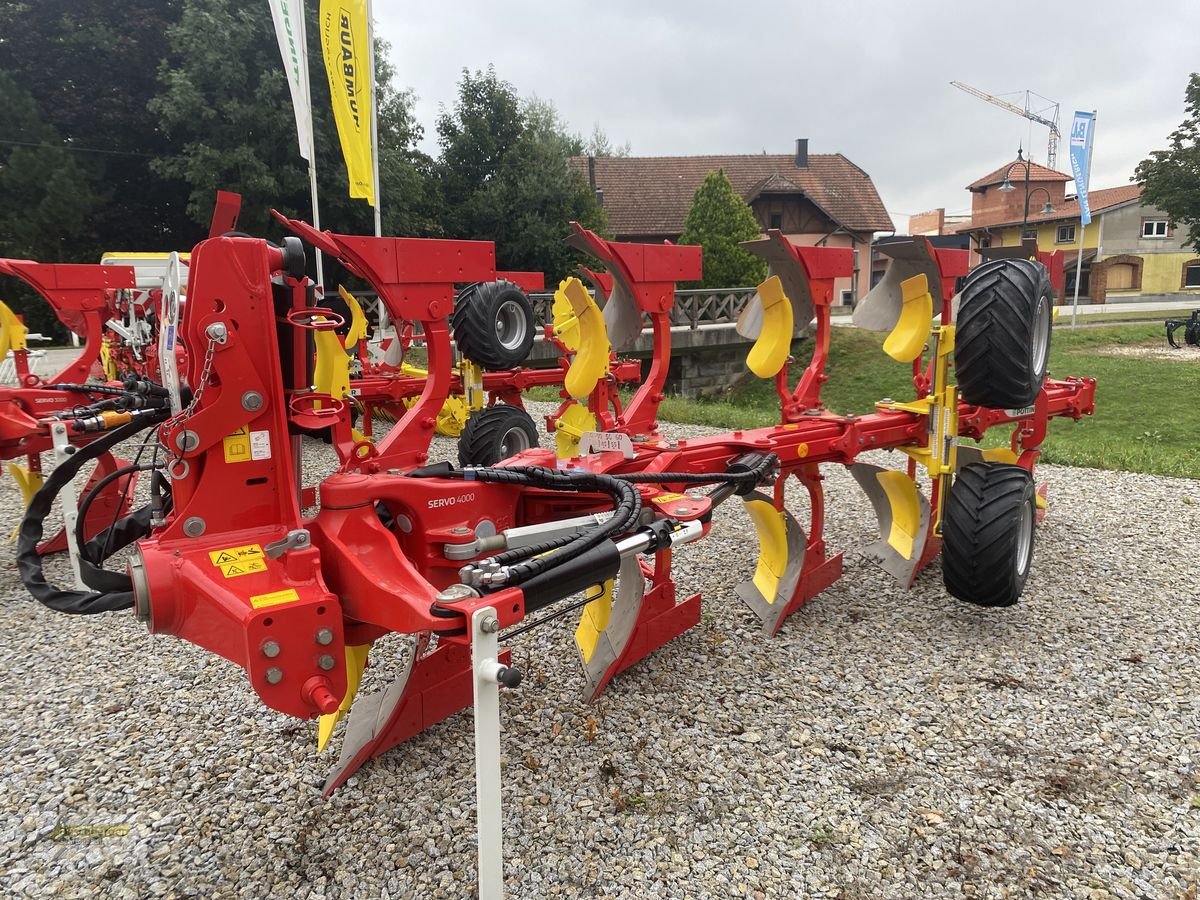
<box><xmin>219</xmin><ymin>558</ymin><xmax>267</xmax><ymax>579</ymax></box>
<box><xmin>223</xmin><ymin>426</ymin><xmax>251</xmax><ymax>463</ymax></box>
<box><xmin>250</xmin><ymin>430</ymin><xmax>271</xmax><ymax>460</ymax></box>
<box><xmin>653</xmin><ymin>492</ymin><xmax>687</xmax><ymax>502</ymax></box>
<box><xmin>249</xmin><ymin>588</ymin><xmax>300</xmax><ymax>609</ymax></box>
<box><xmin>208</xmin><ymin>544</ymin><xmax>264</xmax><ymax>566</ymax></box>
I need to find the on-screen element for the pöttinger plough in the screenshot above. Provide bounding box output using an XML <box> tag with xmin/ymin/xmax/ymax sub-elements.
<box><xmin>14</xmin><ymin>217</ymin><xmax>1096</xmax><ymax>898</ymax></box>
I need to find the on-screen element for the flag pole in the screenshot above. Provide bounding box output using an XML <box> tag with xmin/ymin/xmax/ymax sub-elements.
<box><xmin>366</xmin><ymin>0</ymin><xmax>387</xmax><ymax>331</ymax></box>
<box><xmin>297</xmin><ymin>1</ymin><xmax>325</xmax><ymax>287</ymax></box>
<box><xmin>1070</xmin><ymin>111</ymin><xmax>1096</xmax><ymax>331</ymax></box>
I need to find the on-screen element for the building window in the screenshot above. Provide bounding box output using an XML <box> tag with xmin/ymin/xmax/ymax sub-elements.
<box><xmin>979</xmin><ymin>235</ymin><xmax>991</xmax><ymax>249</ymax></box>
<box><xmin>1184</xmin><ymin>261</ymin><xmax>1200</xmax><ymax>289</ymax></box>
<box><xmin>768</xmin><ymin>213</ymin><xmax>782</xmax><ymax>230</ymax></box>
<box><xmin>1021</xmin><ymin>227</ymin><xmax>1038</xmax><ymax>240</ymax></box>
<box><xmin>840</xmin><ymin>289</ymin><xmax>854</xmax><ymax>307</ymax></box>
<box><xmin>1056</xmin><ymin>224</ymin><xmax>1076</xmax><ymax>244</ymax></box>
<box><xmin>1142</xmin><ymin>219</ymin><xmax>1170</xmax><ymax>238</ymax></box>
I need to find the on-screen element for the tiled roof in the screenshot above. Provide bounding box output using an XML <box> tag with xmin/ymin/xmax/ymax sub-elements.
<box><xmin>569</xmin><ymin>154</ymin><xmax>894</xmax><ymax>236</ymax></box>
<box><xmin>967</xmin><ymin>158</ymin><xmax>1071</xmax><ymax>191</ymax></box>
<box><xmin>955</xmin><ymin>184</ymin><xmax>1144</xmax><ymax>232</ymax></box>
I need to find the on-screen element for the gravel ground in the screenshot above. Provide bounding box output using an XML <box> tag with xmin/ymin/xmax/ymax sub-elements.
<box><xmin>1</xmin><ymin>401</ymin><xmax>1198</xmax><ymax>899</ymax></box>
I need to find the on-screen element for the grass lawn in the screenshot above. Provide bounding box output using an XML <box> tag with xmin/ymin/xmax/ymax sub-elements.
<box><xmin>639</xmin><ymin>323</ymin><xmax>1199</xmax><ymax>480</ymax></box>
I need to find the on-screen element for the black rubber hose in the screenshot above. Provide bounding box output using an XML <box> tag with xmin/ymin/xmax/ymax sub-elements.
<box><xmin>74</xmin><ymin>462</ymin><xmax>159</xmax><ymax>564</ymax></box>
<box><xmin>16</xmin><ymin>413</ymin><xmax>167</xmax><ymax>614</ymax></box>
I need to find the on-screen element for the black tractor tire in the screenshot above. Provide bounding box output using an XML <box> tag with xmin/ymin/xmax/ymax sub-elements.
<box><xmin>955</xmin><ymin>259</ymin><xmax>1053</xmax><ymax>409</ymax></box>
<box><xmin>451</xmin><ymin>280</ymin><xmax>535</xmax><ymax>371</ymax></box>
<box><xmin>942</xmin><ymin>462</ymin><xmax>1036</xmax><ymax>608</ymax></box>
<box><xmin>457</xmin><ymin>405</ymin><xmax>539</xmax><ymax>467</ymax></box>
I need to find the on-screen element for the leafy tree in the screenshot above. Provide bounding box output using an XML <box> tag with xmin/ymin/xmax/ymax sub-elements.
<box><xmin>150</xmin><ymin>0</ymin><xmax>433</xmax><ymax>246</ymax></box>
<box><xmin>0</xmin><ymin>0</ymin><xmax>194</xmax><ymax>257</ymax></box>
<box><xmin>679</xmin><ymin>169</ymin><xmax>767</xmax><ymax>289</ymax></box>
<box><xmin>1135</xmin><ymin>72</ymin><xmax>1200</xmax><ymax>253</ymax></box>
<box><xmin>473</xmin><ymin>99</ymin><xmax>607</xmax><ymax>278</ymax></box>
<box><xmin>434</xmin><ymin>74</ymin><xmax>606</xmax><ymax>281</ymax></box>
<box><xmin>0</xmin><ymin>74</ymin><xmax>104</xmax><ymax>338</ymax></box>
<box><xmin>583</xmin><ymin>123</ymin><xmax>631</xmax><ymax>158</ymax></box>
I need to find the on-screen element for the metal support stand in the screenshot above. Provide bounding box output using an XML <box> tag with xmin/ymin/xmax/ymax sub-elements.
<box><xmin>50</xmin><ymin>422</ymin><xmax>85</xmax><ymax>590</ymax></box>
<box><xmin>472</xmin><ymin>606</ymin><xmax>506</xmax><ymax>900</ymax></box>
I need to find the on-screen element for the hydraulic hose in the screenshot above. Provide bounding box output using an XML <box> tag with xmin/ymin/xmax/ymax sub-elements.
<box><xmin>16</xmin><ymin>412</ymin><xmax>167</xmax><ymax>614</ymax></box>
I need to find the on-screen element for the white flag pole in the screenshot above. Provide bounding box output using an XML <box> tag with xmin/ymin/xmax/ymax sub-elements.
<box><xmin>296</xmin><ymin>1</ymin><xmax>325</xmax><ymax>287</ymax></box>
<box><xmin>1070</xmin><ymin>111</ymin><xmax>1096</xmax><ymax>331</ymax></box>
<box><xmin>366</xmin><ymin>0</ymin><xmax>388</xmax><ymax>331</ymax></box>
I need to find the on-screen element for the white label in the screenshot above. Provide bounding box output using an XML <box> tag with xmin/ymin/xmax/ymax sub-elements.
<box><xmin>250</xmin><ymin>430</ymin><xmax>272</xmax><ymax>461</ymax></box>
<box><xmin>1005</xmin><ymin>406</ymin><xmax>1035</xmax><ymax>418</ymax></box>
<box><xmin>578</xmin><ymin>431</ymin><xmax>636</xmax><ymax>459</ymax></box>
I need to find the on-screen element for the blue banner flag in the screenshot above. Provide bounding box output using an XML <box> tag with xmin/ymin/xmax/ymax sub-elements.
<box><xmin>1069</xmin><ymin>111</ymin><xmax>1095</xmax><ymax>225</ymax></box>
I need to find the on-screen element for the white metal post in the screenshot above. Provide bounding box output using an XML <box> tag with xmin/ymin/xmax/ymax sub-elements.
<box><xmin>51</xmin><ymin>422</ymin><xmax>86</xmax><ymax>590</ymax></box>
<box><xmin>471</xmin><ymin>606</ymin><xmax>505</xmax><ymax>900</ymax></box>
<box><xmin>296</xmin><ymin>1</ymin><xmax>325</xmax><ymax>287</ymax></box>
<box><xmin>366</xmin><ymin>1</ymin><xmax>388</xmax><ymax>333</ymax></box>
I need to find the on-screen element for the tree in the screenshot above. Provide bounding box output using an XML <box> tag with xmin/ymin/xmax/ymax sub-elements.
<box><xmin>583</xmin><ymin>123</ymin><xmax>631</xmax><ymax>158</ymax></box>
<box><xmin>150</xmin><ymin>0</ymin><xmax>434</xmax><ymax>245</ymax></box>
<box><xmin>434</xmin><ymin>74</ymin><xmax>607</xmax><ymax>281</ymax></box>
<box><xmin>0</xmin><ymin>0</ymin><xmax>194</xmax><ymax>257</ymax></box>
<box><xmin>473</xmin><ymin>98</ymin><xmax>607</xmax><ymax>279</ymax></box>
<box><xmin>679</xmin><ymin>169</ymin><xmax>767</xmax><ymax>289</ymax></box>
<box><xmin>1135</xmin><ymin>72</ymin><xmax>1200</xmax><ymax>253</ymax></box>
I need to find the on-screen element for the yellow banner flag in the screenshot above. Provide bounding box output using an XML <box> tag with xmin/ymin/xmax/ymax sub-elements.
<box><xmin>319</xmin><ymin>0</ymin><xmax>375</xmax><ymax>205</ymax></box>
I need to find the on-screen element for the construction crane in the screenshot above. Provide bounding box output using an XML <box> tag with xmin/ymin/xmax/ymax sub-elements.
<box><xmin>951</xmin><ymin>81</ymin><xmax>1062</xmax><ymax>171</ymax></box>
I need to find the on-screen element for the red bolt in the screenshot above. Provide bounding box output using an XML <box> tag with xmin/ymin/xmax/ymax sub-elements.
<box><xmin>303</xmin><ymin>676</ymin><xmax>340</xmax><ymax>715</ymax></box>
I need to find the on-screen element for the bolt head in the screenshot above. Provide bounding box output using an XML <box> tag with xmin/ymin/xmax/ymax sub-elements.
<box><xmin>315</xmin><ymin>629</ymin><xmax>334</xmax><ymax>646</ymax></box>
<box><xmin>318</xmin><ymin>655</ymin><xmax>336</xmax><ymax>671</ymax></box>
<box><xmin>261</xmin><ymin>640</ymin><xmax>281</xmax><ymax>658</ymax></box>
<box><xmin>241</xmin><ymin>391</ymin><xmax>264</xmax><ymax>412</ymax></box>
<box><xmin>481</xmin><ymin>616</ymin><xmax>500</xmax><ymax>634</ymax></box>
<box><xmin>182</xmin><ymin>516</ymin><xmax>206</xmax><ymax>537</ymax></box>
<box><xmin>265</xmin><ymin>667</ymin><xmax>283</xmax><ymax>685</ymax></box>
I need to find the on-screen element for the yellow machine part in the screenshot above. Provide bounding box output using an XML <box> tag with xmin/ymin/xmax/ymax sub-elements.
<box><xmin>338</xmin><ymin>285</ymin><xmax>369</xmax><ymax>347</ymax></box>
<box><xmin>574</xmin><ymin>582</ymin><xmax>614</xmax><ymax>665</ymax></box>
<box><xmin>435</xmin><ymin>395</ymin><xmax>470</xmax><ymax>436</ymax></box>
<box><xmin>554</xmin><ymin>278</ymin><xmax>610</xmax><ymax>399</ymax></box>
<box><xmin>746</xmin><ymin>276</ymin><xmax>794</xmax><ymax>378</ymax></box>
<box><xmin>744</xmin><ymin>498</ymin><xmax>790</xmax><ymax>603</ymax></box>
<box><xmin>0</xmin><ymin>299</ymin><xmax>28</xmax><ymax>358</ymax></box>
<box><xmin>317</xmin><ymin>643</ymin><xmax>372</xmax><ymax>752</ymax></box>
<box><xmin>555</xmin><ymin>401</ymin><xmax>597</xmax><ymax>459</ymax></box>
<box><xmin>874</xmin><ymin>469</ymin><xmax>922</xmax><ymax>560</ymax></box>
<box><xmin>551</xmin><ymin>284</ymin><xmax>581</xmax><ymax>352</ymax></box>
<box><xmin>99</xmin><ymin>340</ymin><xmax>118</xmax><ymax>381</ymax></box>
<box><xmin>7</xmin><ymin>462</ymin><xmax>44</xmax><ymax>541</ymax></box>
<box><xmin>312</xmin><ymin>317</ymin><xmax>351</xmax><ymax>404</ymax></box>
<box><xmin>882</xmin><ymin>274</ymin><xmax>933</xmax><ymax>364</ymax></box>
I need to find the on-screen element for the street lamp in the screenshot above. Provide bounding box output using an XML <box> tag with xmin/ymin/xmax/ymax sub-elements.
<box><xmin>998</xmin><ymin>147</ymin><xmax>1054</xmax><ymax>237</ymax></box>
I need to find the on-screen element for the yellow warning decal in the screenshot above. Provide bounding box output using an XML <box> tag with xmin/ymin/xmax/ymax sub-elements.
<box><xmin>223</xmin><ymin>426</ymin><xmax>251</xmax><ymax>463</ymax></box>
<box><xmin>250</xmin><ymin>588</ymin><xmax>300</xmax><ymax>609</ymax></box>
<box><xmin>220</xmin><ymin>558</ymin><xmax>267</xmax><ymax>579</ymax></box>
<box><xmin>653</xmin><ymin>492</ymin><xmax>687</xmax><ymax>502</ymax></box>
<box><xmin>208</xmin><ymin>544</ymin><xmax>264</xmax><ymax>566</ymax></box>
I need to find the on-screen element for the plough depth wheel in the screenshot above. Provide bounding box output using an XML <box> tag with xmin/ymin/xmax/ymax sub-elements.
<box><xmin>955</xmin><ymin>259</ymin><xmax>1053</xmax><ymax>409</ymax></box>
<box><xmin>457</xmin><ymin>404</ymin><xmax>539</xmax><ymax>467</ymax></box>
<box><xmin>942</xmin><ymin>462</ymin><xmax>1036</xmax><ymax>608</ymax></box>
<box><xmin>452</xmin><ymin>280</ymin><xmax>535</xmax><ymax>370</ymax></box>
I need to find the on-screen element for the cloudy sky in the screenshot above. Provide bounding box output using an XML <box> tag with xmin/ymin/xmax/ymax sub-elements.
<box><xmin>375</xmin><ymin>0</ymin><xmax>1197</xmax><ymax>232</ymax></box>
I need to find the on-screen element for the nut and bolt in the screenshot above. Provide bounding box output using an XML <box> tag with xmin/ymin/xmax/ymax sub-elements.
<box><xmin>241</xmin><ymin>391</ymin><xmax>264</xmax><ymax>412</ymax></box>
<box><xmin>451</xmin><ymin>526</ymin><xmax>471</xmax><ymax>535</ymax></box>
<box><xmin>315</xmin><ymin>629</ymin><xmax>334</xmax><ymax>646</ymax></box>
<box><xmin>261</xmin><ymin>640</ymin><xmax>281</xmax><ymax>658</ymax></box>
<box><xmin>205</xmin><ymin>322</ymin><xmax>228</xmax><ymax>343</ymax></box>
<box><xmin>673</xmin><ymin>506</ymin><xmax>691</xmax><ymax>515</ymax></box>
<box><xmin>175</xmin><ymin>430</ymin><xmax>200</xmax><ymax>452</ymax></box>
<box><xmin>265</xmin><ymin>667</ymin><xmax>283</xmax><ymax>685</ymax></box>
<box><xmin>182</xmin><ymin>516</ymin><xmax>206</xmax><ymax>537</ymax></box>
<box><xmin>318</xmin><ymin>655</ymin><xmax>336</xmax><ymax>671</ymax></box>
<box><xmin>480</xmin><ymin>616</ymin><xmax>500</xmax><ymax>634</ymax></box>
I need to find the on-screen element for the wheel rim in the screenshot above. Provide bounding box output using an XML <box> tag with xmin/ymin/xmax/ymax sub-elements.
<box><xmin>1031</xmin><ymin>293</ymin><xmax>1050</xmax><ymax>380</ymax></box>
<box><xmin>495</xmin><ymin>299</ymin><xmax>528</xmax><ymax>352</ymax></box>
<box><xmin>1015</xmin><ymin>499</ymin><xmax>1034</xmax><ymax>576</ymax></box>
<box><xmin>500</xmin><ymin>425</ymin><xmax>532</xmax><ymax>457</ymax></box>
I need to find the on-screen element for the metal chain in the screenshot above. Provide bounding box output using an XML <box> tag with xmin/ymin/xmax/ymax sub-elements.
<box><xmin>164</xmin><ymin>334</ymin><xmax>218</xmax><ymax>476</ymax></box>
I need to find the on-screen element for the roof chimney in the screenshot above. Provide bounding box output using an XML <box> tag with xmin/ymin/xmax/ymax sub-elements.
<box><xmin>587</xmin><ymin>156</ymin><xmax>596</xmax><ymax>190</ymax></box>
<box><xmin>794</xmin><ymin>138</ymin><xmax>808</xmax><ymax>168</ymax></box>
